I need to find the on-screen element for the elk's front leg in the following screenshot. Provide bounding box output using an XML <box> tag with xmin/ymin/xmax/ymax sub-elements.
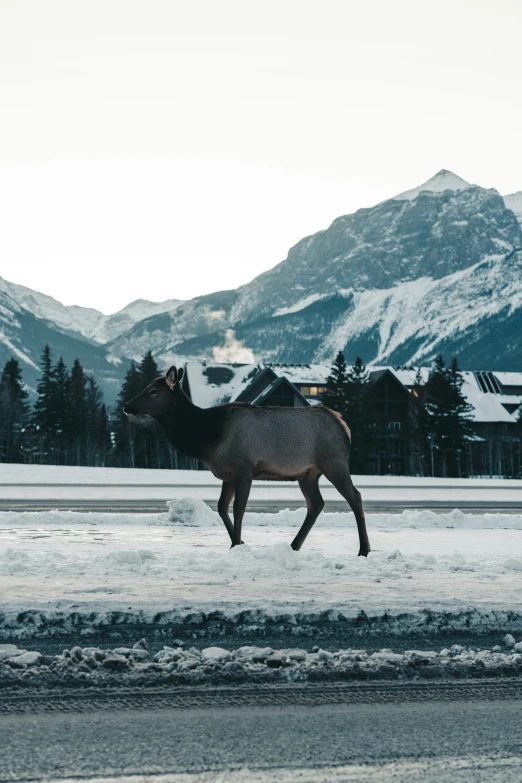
<box><xmin>232</xmin><ymin>472</ymin><xmax>252</xmax><ymax>547</ymax></box>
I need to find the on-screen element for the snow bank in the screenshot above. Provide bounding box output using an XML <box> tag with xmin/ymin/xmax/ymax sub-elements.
<box><xmin>2</xmin><ymin>637</ymin><xmax>522</xmax><ymax>689</ymax></box>
<box><xmin>2</xmin><ymin>501</ymin><xmax>522</xmax><ymax>639</ymax></box>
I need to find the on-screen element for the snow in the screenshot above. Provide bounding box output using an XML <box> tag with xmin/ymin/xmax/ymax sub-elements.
<box><xmin>0</xmin><ymin>274</ymin><xmax>182</xmax><ymax>344</ymax></box>
<box><xmin>2</xmin><ymin>500</ymin><xmax>522</xmax><ymax>639</ymax></box>
<box><xmin>504</xmin><ymin>191</ymin><xmax>522</xmax><ymax>226</ymax></box>
<box><xmin>184</xmin><ymin>362</ymin><xmax>257</xmax><ymax>407</ymax></box>
<box><xmin>274</xmin><ymin>293</ymin><xmax>327</xmax><ymax>316</ymax></box>
<box><xmin>316</xmin><ymin>252</ymin><xmax>522</xmax><ymax>379</ymax></box>
<box><xmin>492</xmin><ymin>372</ymin><xmax>522</xmax><ymax>388</ymax></box>
<box><xmin>263</xmin><ymin>363</ymin><xmax>331</xmax><ymax>385</ymax></box>
<box><xmin>392</xmin><ymin>169</ymin><xmax>472</xmax><ymax>201</ymax></box>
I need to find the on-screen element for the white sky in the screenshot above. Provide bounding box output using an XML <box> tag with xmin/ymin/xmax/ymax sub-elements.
<box><xmin>1</xmin><ymin>0</ymin><xmax>521</xmax><ymax>314</ymax></box>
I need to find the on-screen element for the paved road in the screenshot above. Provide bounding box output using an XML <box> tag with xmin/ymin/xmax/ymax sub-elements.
<box><xmin>1</xmin><ymin>682</ymin><xmax>522</xmax><ymax>782</ymax></box>
<box><xmin>2</xmin><ymin>496</ymin><xmax>522</xmax><ymax>513</ymax></box>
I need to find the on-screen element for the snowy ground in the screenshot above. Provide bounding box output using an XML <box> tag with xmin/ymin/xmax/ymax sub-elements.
<box><xmin>1</xmin><ymin>498</ymin><xmax>522</xmax><ymax>642</ymax></box>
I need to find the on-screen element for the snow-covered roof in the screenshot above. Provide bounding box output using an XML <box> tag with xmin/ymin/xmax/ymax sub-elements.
<box><xmin>185</xmin><ymin>361</ymin><xmax>522</xmax><ymax>423</ymax></box>
<box><xmin>262</xmin><ymin>363</ymin><xmax>331</xmax><ymax>385</ymax></box>
<box><xmin>184</xmin><ymin>362</ymin><xmax>257</xmax><ymax>408</ymax></box>
<box><xmin>492</xmin><ymin>372</ymin><xmax>522</xmax><ymax>387</ymax></box>
<box><xmin>392</xmin><ymin>169</ymin><xmax>472</xmax><ymax>201</ymax></box>
<box><xmin>460</xmin><ymin>372</ymin><xmax>517</xmax><ymax>423</ymax></box>
<box><xmin>380</xmin><ymin>367</ymin><xmax>431</xmax><ymax>387</ymax></box>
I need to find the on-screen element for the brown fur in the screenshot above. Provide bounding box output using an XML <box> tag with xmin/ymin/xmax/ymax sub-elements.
<box><xmin>124</xmin><ymin>366</ymin><xmax>370</xmax><ymax>556</ymax></box>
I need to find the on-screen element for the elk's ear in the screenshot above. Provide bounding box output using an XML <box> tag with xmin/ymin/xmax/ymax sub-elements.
<box><xmin>177</xmin><ymin>367</ymin><xmax>185</xmax><ymax>384</ymax></box>
<box><xmin>166</xmin><ymin>366</ymin><xmax>177</xmax><ymax>390</ymax></box>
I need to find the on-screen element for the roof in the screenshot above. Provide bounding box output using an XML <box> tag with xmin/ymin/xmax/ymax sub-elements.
<box><xmin>262</xmin><ymin>363</ymin><xmax>331</xmax><ymax>385</ymax></box>
<box><xmin>184</xmin><ymin>360</ymin><xmax>522</xmax><ymax>423</ymax></box>
<box><xmin>248</xmin><ymin>376</ymin><xmax>310</xmax><ymax>406</ymax></box>
<box><xmin>184</xmin><ymin>362</ymin><xmax>257</xmax><ymax>408</ymax></box>
<box><xmin>492</xmin><ymin>372</ymin><xmax>522</xmax><ymax>387</ymax></box>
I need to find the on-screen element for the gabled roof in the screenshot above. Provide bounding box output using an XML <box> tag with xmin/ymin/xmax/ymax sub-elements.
<box><xmin>248</xmin><ymin>376</ymin><xmax>310</xmax><ymax>406</ymax></box>
<box><xmin>235</xmin><ymin>367</ymin><xmax>278</xmax><ymax>404</ymax></box>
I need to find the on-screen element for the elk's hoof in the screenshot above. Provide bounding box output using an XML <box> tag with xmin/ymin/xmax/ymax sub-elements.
<box><xmin>230</xmin><ymin>541</ymin><xmax>245</xmax><ymax>549</ymax></box>
<box><xmin>358</xmin><ymin>548</ymin><xmax>370</xmax><ymax>557</ymax></box>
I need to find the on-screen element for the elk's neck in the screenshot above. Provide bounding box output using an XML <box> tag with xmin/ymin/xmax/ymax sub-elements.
<box><xmin>155</xmin><ymin>393</ymin><xmax>210</xmax><ymax>459</ymax></box>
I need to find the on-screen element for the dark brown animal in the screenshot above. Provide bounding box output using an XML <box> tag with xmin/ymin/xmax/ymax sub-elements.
<box><xmin>124</xmin><ymin>366</ymin><xmax>370</xmax><ymax>556</ymax></box>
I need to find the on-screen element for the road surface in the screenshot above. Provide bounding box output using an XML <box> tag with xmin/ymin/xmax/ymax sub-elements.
<box><xmin>1</xmin><ymin>682</ymin><xmax>522</xmax><ymax>782</ymax></box>
<box><xmin>2</xmin><ymin>482</ymin><xmax>522</xmax><ymax>513</ymax></box>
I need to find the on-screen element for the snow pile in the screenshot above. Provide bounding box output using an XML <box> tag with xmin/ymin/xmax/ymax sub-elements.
<box><xmin>2</xmin><ymin>636</ymin><xmax>522</xmax><ymax>689</ymax></box>
<box><xmin>167</xmin><ymin>497</ymin><xmax>218</xmax><ymax>526</ymax></box>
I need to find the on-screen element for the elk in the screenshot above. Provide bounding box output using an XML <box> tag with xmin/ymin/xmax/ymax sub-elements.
<box><xmin>124</xmin><ymin>366</ymin><xmax>370</xmax><ymax>556</ymax></box>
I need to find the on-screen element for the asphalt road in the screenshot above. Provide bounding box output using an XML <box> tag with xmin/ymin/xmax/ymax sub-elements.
<box><xmin>2</xmin><ymin>496</ymin><xmax>522</xmax><ymax>513</ymax></box>
<box><xmin>1</xmin><ymin>682</ymin><xmax>522</xmax><ymax>782</ymax></box>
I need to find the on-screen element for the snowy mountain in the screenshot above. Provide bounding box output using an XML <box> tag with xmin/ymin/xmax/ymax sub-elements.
<box><xmin>0</xmin><ymin>277</ymin><xmax>182</xmax><ymax>344</ymax></box>
<box><xmin>3</xmin><ymin>168</ymin><xmax>522</xmax><ymax>395</ymax></box>
<box><xmin>504</xmin><ymin>191</ymin><xmax>522</xmax><ymax>226</ymax></box>
<box><xmin>106</xmin><ymin>170</ymin><xmax>522</xmax><ymax>371</ymax></box>
<box><xmin>0</xmin><ymin>277</ymin><xmax>182</xmax><ymax>402</ymax></box>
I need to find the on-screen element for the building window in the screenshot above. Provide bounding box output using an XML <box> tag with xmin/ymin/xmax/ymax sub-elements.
<box><xmin>309</xmin><ymin>386</ymin><xmax>318</xmax><ymax>396</ymax></box>
<box><xmin>300</xmin><ymin>386</ymin><xmax>309</xmax><ymax>396</ymax></box>
<box><xmin>388</xmin><ymin>421</ymin><xmax>401</xmax><ymax>432</ymax></box>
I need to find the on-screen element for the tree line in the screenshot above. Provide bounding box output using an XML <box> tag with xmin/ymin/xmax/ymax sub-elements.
<box><xmin>321</xmin><ymin>352</ymin><xmax>505</xmax><ymax>478</ymax></box>
<box><xmin>2</xmin><ymin>346</ymin><xmax>521</xmax><ymax>476</ymax></box>
<box><xmin>0</xmin><ymin>346</ymin><xmax>195</xmax><ymax>468</ymax></box>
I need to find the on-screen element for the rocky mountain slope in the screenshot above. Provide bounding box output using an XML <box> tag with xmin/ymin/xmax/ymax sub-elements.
<box><xmin>0</xmin><ymin>278</ymin><xmax>182</xmax><ymax>402</ymax></box>
<box><xmin>0</xmin><ymin>277</ymin><xmax>182</xmax><ymax>344</ymax></box>
<box><xmin>106</xmin><ymin>170</ymin><xmax>522</xmax><ymax>371</ymax></box>
<box><xmin>3</xmin><ymin>168</ymin><xmax>522</xmax><ymax>399</ymax></box>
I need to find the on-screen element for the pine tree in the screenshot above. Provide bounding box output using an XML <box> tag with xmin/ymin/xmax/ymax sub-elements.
<box><xmin>424</xmin><ymin>355</ymin><xmax>473</xmax><ymax>477</ymax></box>
<box><xmin>52</xmin><ymin>357</ymin><xmax>72</xmax><ymax>464</ymax></box>
<box><xmin>139</xmin><ymin>350</ymin><xmax>160</xmax><ymax>386</ymax></box>
<box><xmin>69</xmin><ymin>359</ymin><xmax>87</xmax><ymax>464</ymax></box>
<box><xmin>113</xmin><ymin>361</ymin><xmax>144</xmax><ymax>467</ymax></box>
<box><xmin>446</xmin><ymin>357</ymin><xmax>474</xmax><ymax>476</ymax></box>
<box><xmin>344</xmin><ymin>356</ymin><xmax>373</xmax><ymax>473</ymax></box>
<box><xmin>0</xmin><ymin>358</ymin><xmax>30</xmax><ymax>463</ymax></box>
<box><xmin>322</xmin><ymin>352</ymin><xmax>350</xmax><ymax>415</ymax></box>
<box><xmin>32</xmin><ymin>345</ymin><xmax>58</xmax><ymax>463</ymax></box>
<box><xmin>85</xmin><ymin>375</ymin><xmax>111</xmax><ymax>466</ymax></box>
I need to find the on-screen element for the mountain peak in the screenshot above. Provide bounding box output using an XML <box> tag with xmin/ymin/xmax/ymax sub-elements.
<box><xmin>393</xmin><ymin>169</ymin><xmax>472</xmax><ymax>201</ymax></box>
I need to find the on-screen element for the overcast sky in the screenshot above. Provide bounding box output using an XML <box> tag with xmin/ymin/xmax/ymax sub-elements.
<box><xmin>1</xmin><ymin>0</ymin><xmax>521</xmax><ymax>314</ymax></box>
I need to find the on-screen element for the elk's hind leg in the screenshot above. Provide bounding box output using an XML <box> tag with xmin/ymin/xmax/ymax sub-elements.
<box><xmin>325</xmin><ymin>468</ymin><xmax>370</xmax><ymax>557</ymax></box>
<box><xmin>218</xmin><ymin>481</ymin><xmax>237</xmax><ymax>544</ymax></box>
<box><xmin>291</xmin><ymin>470</ymin><xmax>324</xmax><ymax>551</ymax></box>
<box><xmin>232</xmin><ymin>471</ymin><xmax>252</xmax><ymax>547</ymax></box>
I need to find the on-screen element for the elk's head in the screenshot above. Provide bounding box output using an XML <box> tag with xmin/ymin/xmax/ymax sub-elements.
<box><xmin>123</xmin><ymin>366</ymin><xmax>185</xmax><ymax>420</ymax></box>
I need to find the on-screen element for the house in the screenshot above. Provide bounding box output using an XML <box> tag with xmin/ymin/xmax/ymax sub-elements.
<box><xmin>183</xmin><ymin>361</ymin><xmax>522</xmax><ymax>476</ymax></box>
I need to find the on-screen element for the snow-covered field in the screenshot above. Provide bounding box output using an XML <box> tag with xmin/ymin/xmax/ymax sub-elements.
<box><xmin>1</xmin><ymin>498</ymin><xmax>522</xmax><ymax>639</ymax></box>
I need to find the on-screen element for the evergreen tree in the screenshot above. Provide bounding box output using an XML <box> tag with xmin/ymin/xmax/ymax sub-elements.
<box><xmin>69</xmin><ymin>359</ymin><xmax>87</xmax><ymax>464</ymax></box>
<box><xmin>0</xmin><ymin>358</ymin><xmax>30</xmax><ymax>462</ymax></box>
<box><xmin>32</xmin><ymin>345</ymin><xmax>57</xmax><ymax>462</ymax></box>
<box><xmin>322</xmin><ymin>352</ymin><xmax>350</xmax><ymax>415</ymax></box>
<box><xmin>410</xmin><ymin>366</ymin><xmax>428</xmax><ymax>475</ymax></box>
<box><xmin>424</xmin><ymin>355</ymin><xmax>473</xmax><ymax>476</ymax></box>
<box><xmin>53</xmin><ymin>356</ymin><xmax>73</xmax><ymax>464</ymax></box>
<box><xmin>85</xmin><ymin>374</ymin><xmax>111</xmax><ymax>466</ymax></box>
<box><xmin>113</xmin><ymin>361</ymin><xmax>144</xmax><ymax>467</ymax></box>
<box><xmin>344</xmin><ymin>356</ymin><xmax>373</xmax><ymax>473</ymax></box>
<box><xmin>139</xmin><ymin>350</ymin><xmax>160</xmax><ymax>386</ymax></box>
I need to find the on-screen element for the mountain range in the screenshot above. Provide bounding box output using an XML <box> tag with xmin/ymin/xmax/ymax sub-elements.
<box><xmin>2</xmin><ymin>168</ymin><xmax>522</xmax><ymax>405</ymax></box>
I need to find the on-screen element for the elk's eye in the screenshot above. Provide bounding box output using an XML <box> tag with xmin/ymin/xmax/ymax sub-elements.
<box><xmin>149</xmin><ymin>390</ymin><xmax>157</xmax><ymax>397</ymax></box>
